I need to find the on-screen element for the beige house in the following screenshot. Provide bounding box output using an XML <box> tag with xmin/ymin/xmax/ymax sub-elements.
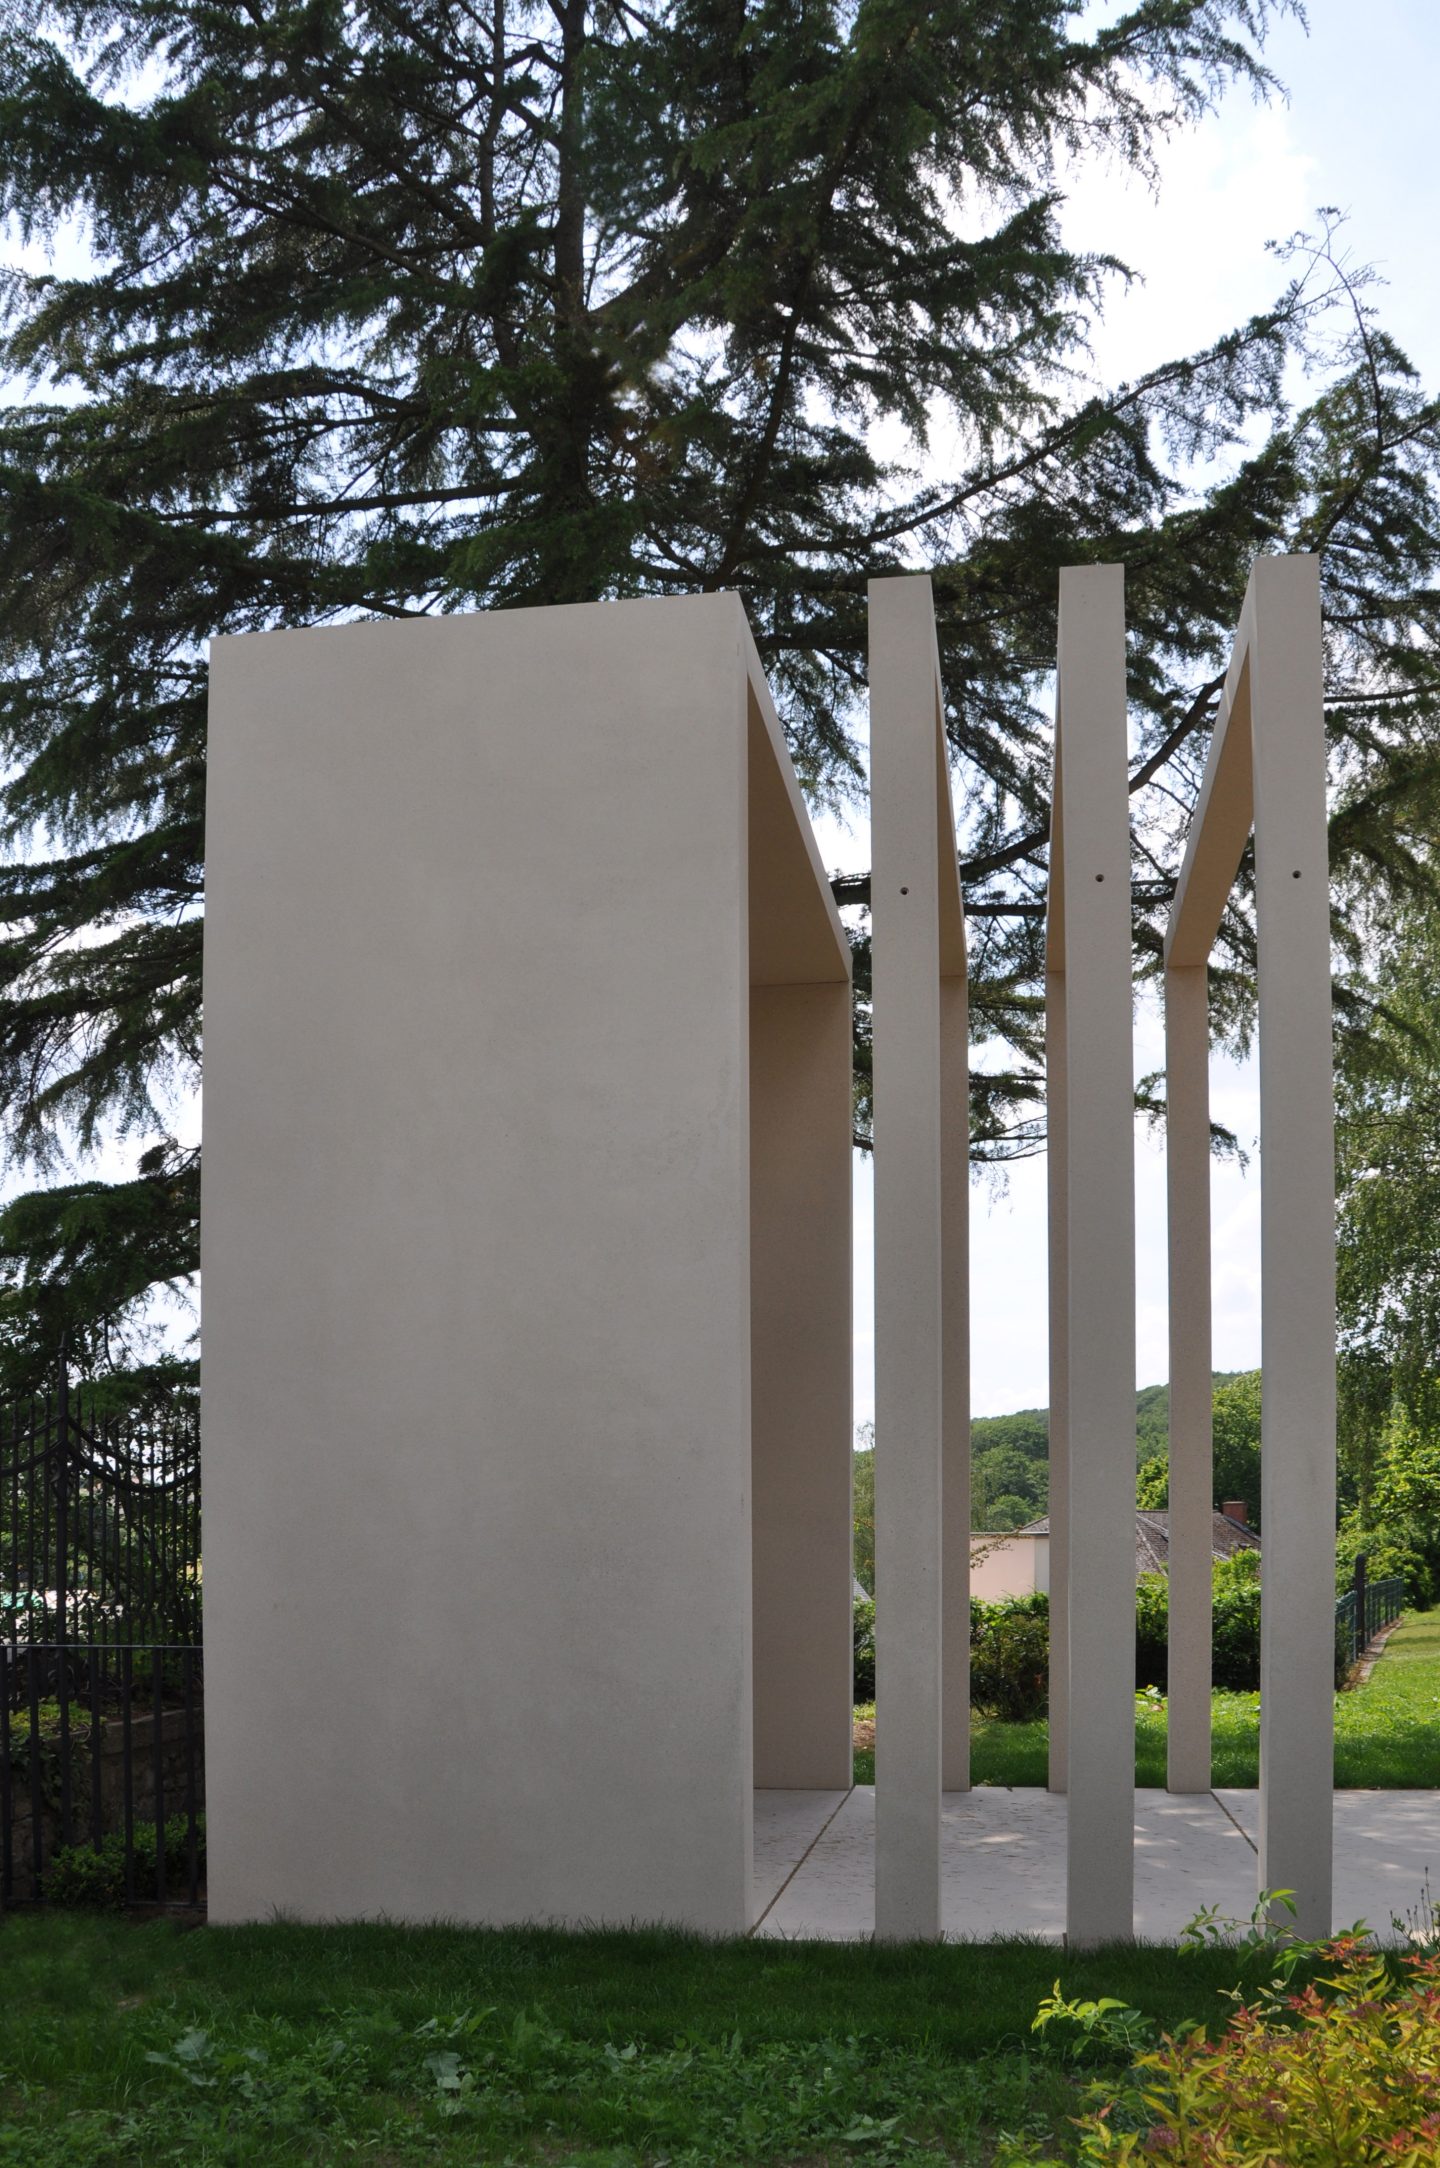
<box><xmin>969</xmin><ymin>1528</ymin><xmax>1050</xmax><ymax>1601</ymax></box>
<box><xmin>971</xmin><ymin>1504</ymin><xmax>1259</xmax><ymax>1603</ymax></box>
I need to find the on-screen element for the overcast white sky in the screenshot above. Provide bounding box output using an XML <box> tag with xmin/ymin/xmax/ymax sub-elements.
<box><xmin>825</xmin><ymin>0</ymin><xmax>1440</xmax><ymax>1422</ymax></box>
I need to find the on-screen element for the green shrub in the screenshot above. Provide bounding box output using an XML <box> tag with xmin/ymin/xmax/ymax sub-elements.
<box><xmin>969</xmin><ymin>1592</ymin><xmax>1050</xmax><ymax>1721</ymax></box>
<box><xmin>1134</xmin><ymin>1572</ymin><xmax>1169</xmax><ymax>1690</ymax></box>
<box><xmin>1063</xmin><ymin>1940</ymin><xmax>1440</xmax><ymax>2164</ymax></box>
<box><xmin>43</xmin><ymin>1813</ymin><xmax>205</xmax><ymax>1910</ymax></box>
<box><xmin>862</xmin><ymin>1569</ymin><xmax>1270</xmax><ymax>1720</ymax></box>
<box><xmin>1336</xmin><ymin>1518</ymin><xmax>1434</xmax><ymax>1609</ymax></box>
<box><xmin>853</xmin><ymin>1597</ymin><xmax>875</xmax><ymax>1702</ymax></box>
<box><xmin>1133</xmin><ymin>1554</ymin><xmax>1262</xmax><ymax>1694</ymax></box>
<box><xmin>856</xmin><ymin>1593</ymin><xmax>1053</xmax><ymax>1717</ymax></box>
<box><xmin>1134</xmin><ymin>1455</ymin><xmax>1168</xmax><ymax>1508</ymax></box>
<box><xmin>1209</xmin><ymin>1549</ymin><xmax>1262</xmax><ymax>1690</ymax></box>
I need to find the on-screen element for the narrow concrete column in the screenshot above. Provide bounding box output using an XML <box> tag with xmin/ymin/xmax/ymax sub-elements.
<box><xmin>1165</xmin><ymin>963</ymin><xmax>1213</xmax><ymax>1793</ymax></box>
<box><xmin>1045</xmin><ymin>973</ymin><xmax>1069</xmax><ymax>1794</ymax></box>
<box><xmin>941</xmin><ymin>968</ymin><xmax>972</xmax><ymax>1791</ymax></box>
<box><xmin>1164</xmin><ymin>552</ymin><xmax>1334</xmax><ymax>1934</ymax></box>
<box><xmin>872</xmin><ymin>572</ymin><xmax>968</xmax><ymax>1939</ymax></box>
<box><xmin>1052</xmin><ymin>564</ymin><xmax>1136</xmax><ymax>1948</ymax></box>
<box><xmin>1250</xmin><ymin>556</ymin><xmax>1335</xmax><ymax>1937</ymax></box>
<box><xmin>751</xmin><ymin>980</ymin><xmax>855</xmax><ymax>1790</ymax></box>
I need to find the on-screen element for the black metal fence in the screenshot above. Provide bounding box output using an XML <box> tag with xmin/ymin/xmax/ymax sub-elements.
<box><xmin>1</xmin><ymin>1641</ymin><xmax>204</xmax><ymax>1907</ymax></box>
<box><xmin>1</xmin><ymin>1373</ymin><xmax>200</xmax><ymax>1647</ymax></box>
<box><xmin>1335</xmin><ymin>1569</ymin><xmax>1406</xmax><ymax>1679</ymax></box>
<box><xmin>0</xmin><ymin>1373</ymin><xmax>204</xmax><ymax>1907</ymax></box>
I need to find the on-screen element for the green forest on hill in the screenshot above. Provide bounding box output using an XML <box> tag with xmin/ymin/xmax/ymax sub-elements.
<box><xmin>967</xmin><ymin>1372</ymin><xmax>1245</xmax><ymax>1530</ymax></box>
<box><xmin>851</xmin><ymin>1375</ymin><xmax>1250</xmax><ymax>1588</ymax></box>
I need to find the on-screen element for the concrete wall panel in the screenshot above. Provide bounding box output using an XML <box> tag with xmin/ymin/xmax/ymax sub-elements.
<box><xmin>1048</xmin><ymin>565</ymin><xmax>1137</xmax><ymax>1946</ymax></box>
<box><xmin>871</xmin><ymin>575</ymin><xmax>968</xmax><ymax>1940</ymax></box>
<box><xmin>751</xmin><ymin>982</ymin><xmax>854</xmax><ymax>1789</ymax></box>
<box><xmin>204</xmin><ymin>593</ymin><xmax>845</xmax><ymax>1930</ymax></box>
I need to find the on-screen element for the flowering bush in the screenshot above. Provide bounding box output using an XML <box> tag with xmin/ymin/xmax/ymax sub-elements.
<box><xmin>1068</xmin><ymin>1940</ymin><xmax>1440</xmax><ymax>2165</ymax></box>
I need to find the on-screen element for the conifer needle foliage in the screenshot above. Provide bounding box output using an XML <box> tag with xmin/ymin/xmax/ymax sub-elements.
<box><xmin>0</xmin><ymin>1</ymin><xmax>1438</xmax><ymax>1379</ymax></box>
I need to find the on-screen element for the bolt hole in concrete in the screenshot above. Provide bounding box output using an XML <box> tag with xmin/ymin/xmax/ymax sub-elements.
<box><xmin>1094</xmin><ymin>872</ymin><xmax>1104</xmax><ymax>881</ymax></box>
<box><xmin>1293</xmin><ymin>868</ymin><xmax>1302</xmax><ymax>877</ymax></box>
<box><xmin>900</xmin><ymin>885</ymin><xmax>908</xmax><ymax>894</ymax></box>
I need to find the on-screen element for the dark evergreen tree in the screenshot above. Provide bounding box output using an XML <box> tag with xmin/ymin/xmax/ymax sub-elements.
<box><xmin>1334</xmin><ymin>865</ymin><xmax>1440</xmax><ymax>1483</ymax></box>
<box><xmin>0</xmin><ymin>0</ymin><xmax>1438</xmax><ymax>1384</ymax></box>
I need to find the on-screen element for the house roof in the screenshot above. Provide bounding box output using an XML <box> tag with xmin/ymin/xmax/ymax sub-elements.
<box><xmin>1017</xmin><ymin>1508</ymin><xmax>1260</xmax><ymax>1574</ymax></box>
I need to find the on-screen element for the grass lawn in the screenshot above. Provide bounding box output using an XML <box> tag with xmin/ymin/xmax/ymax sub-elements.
<box><xmin>853</xmin><ymin>1608</ymin><xmax>1440</xmax><ymax>1788</ymax></box>
<box><xmin>0</xmin><ymin>1914</ymin><xmax>1283</xmax><ymax>2167</ymax></box>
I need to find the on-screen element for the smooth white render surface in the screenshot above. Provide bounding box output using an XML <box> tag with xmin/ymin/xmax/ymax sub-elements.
<box><xmin>870</xmin><ymin>575</ymin><xmax>969</xmax><ymax>1944</ymax></box>
<box><xmin>1165</xmin><ymin>555</ymin><xmax>1336</xmax><ymax>1937</ymax></box>
<box><xmin>204</xmin><ymin>593</ymin><xmax>851</xmax><ymax>1931</ymax></box>
<box><xmin>1045</xmin><ymin>566</ymin><xmax>1137</xmax><ymax>1945</ymax></box>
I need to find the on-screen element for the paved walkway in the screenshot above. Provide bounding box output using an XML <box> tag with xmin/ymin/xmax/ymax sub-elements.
<box><xmin>753</xmin><ymin>1787</ymin><xmax>1439</xmax><ymax>1941</ymax></box>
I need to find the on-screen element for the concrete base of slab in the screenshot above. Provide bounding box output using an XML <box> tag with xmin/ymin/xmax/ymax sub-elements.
<box><xmin>753</xmin><ymin>1788</ymin><xmax>1439</xmax><ymax>1941</ymax></box>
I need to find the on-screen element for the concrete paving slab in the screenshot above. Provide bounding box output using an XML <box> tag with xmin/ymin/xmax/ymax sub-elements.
<box><xmin>756</xmin><ymin>1786</ymin><xmax>876</xmax><ymax>1940</ymax></box>
<box><xmin>753</xmin><ymin>1789</ymin><xmax>849</xmax><ymax>1917</ymax></box>
<box><xmin>1215</xmin><ymin>1788</ymin><xmax>1440</xmax><ymax>1935</ymax></box>
<box><xmin>941</xmin><ymin>1787</ymin><xmax>1066</xmax><ymax>1940</ymax></box>
<box><xmin>1133</xmin><ymin>1791</ymin><xmax>1256</xmax><ymax>1938</ymax></box>
<box><xmin>753</xmin><ymin>1787</ymin><xmax>1440</xmax><ymax>1942</ymax></box>
<box><xmin>1334</xmin><ymin>1792</ymin><xmax>1440</xmax><ymax>1935</ymax></box>
<box><xmin>1213</xmin><ymin>1789</ymin><xmax>1258</xmax><ymax>1844</ymax></box>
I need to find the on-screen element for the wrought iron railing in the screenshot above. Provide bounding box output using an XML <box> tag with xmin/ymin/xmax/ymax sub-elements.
<box><xmin>1</xmin><ymin>1373</ymin><xmax>200</xmax><ymax>1647</ymax></box>
<box><xmin>1335</xmin><ymin>1574</ymin><xmax>1405</xmax><ymax>1680</ymax></box>
<box><xmin>0</xmin><ymin>1641</ymin><xmax>204</xmax><ymax>1908</ymax></box>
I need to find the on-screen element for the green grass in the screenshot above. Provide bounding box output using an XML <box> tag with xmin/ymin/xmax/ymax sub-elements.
<box><xmin>0</xmin><ymin>1915</ymin><xmax>1260</xmax><ymax>2166</ymax></box>
<box><xmin>1336</xmin><ymin>1606</ymin><xmax>1440</xmax><ymax>1785</ymax></box>
<box><xmin>853</xmin><ymin>1610</ymin><xmax>1440</xmax><ymax>1788</ymax></box>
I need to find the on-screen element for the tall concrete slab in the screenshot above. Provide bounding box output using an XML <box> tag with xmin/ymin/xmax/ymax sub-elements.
<box><xmin>871</xmin><ymin>574</ymin><xmax>969</xmax><ymax>1942</ymax></box>
<box><xmin>1166</xmin><ymin>554</ymin><xmax>1334</xmax><ymax>1935</ymax></box>
<box><xmin>203</xmin><ymin>592</ymin><xmax>851</xmax><ymax>1930</ymax></box>
<box><xmin>1047</xmin><ymin>565</ymin><xmax>1137</xmax><ymax>1947</ymax></box>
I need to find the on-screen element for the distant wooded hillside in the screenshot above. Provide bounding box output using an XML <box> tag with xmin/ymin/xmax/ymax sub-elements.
<box><xmin>852</xmin><ymin>1373</ymin><xmax>1254</xmax><ymax>1589</ymax></box>
<box><xmin>968</xmin><ymin>1373</ymin><xmax>1245</xmax><ymax>1531</ymax></box>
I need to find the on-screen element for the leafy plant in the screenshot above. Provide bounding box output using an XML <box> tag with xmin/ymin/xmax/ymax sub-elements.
<box><xmin>44</xmin><ymin>1813</ymin><xmax>204</xmax><ymax>1909</ymax></box>
<box><xmin>1031</xmin><ymin>1986</ymin><xmax>1158</xmax><ymax>2066</ymax></box>
<box><xmin>970</xmin><ymin>1594</ymin><xmax>1051</xmax><ymax>1722</ymax></box>
<box><xmin>1175</xmin><ymin>1885</ymin><xmax>1353</xmax><ymax>2004</ymax></box>
<box><xmin>1067</xmin><ymin>1940</ymin><xmax>1440</xmax><ymax>2164</ymax></box>
<box><xmin>1134</xmin><ymin>1552</ymin><xmax>1263</xmax><ymax>1694</ymax></box>
<box><xmin>853</xmin><ymin>1597</ymin><xmax>876</xmax><ymax>1703</ymax></box>
<box><xmin>1337</xmin><ymin>1518</ymin><xmax>1434</xmax><ymax>1609</ymax></box>
<box><xmin>853</xmin><ymin>1429</ymin><xmax>875</xmax><ymax>1596</ymax></box>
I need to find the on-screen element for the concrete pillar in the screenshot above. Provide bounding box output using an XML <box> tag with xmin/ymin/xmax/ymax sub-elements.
<box><xmin>1045</xmin><ymin>974</ymin><xmax>1069</xmax><ymax>1794</ymax></box>
<box><xmin>871</xmin><ymin>573</ymin><xmax>969</xmax><ymax>1940</ymax></box>
<box><xmin>1048</xmin><ymin>564</ymin><xmax>1137</xmax><ymax>1947</ymax></box>
<box><xmin>941</xmin><ymin>968</ymin><xmax>972</xmax><ymax>1793</ymax></box>
<box><xmin>203</xmin><ymin>592</ymin><xmax>851</xmax><ymax>1930</ymax></box>
<box><xmin>1164</xmin><ymin>554</ymin><xmax>1334</xmax><ymax>1936</ymax></box>
<box><xmin>1165</xmin><ymin>964</ymin><xmax>1213</xmax><ymax>1792</ymax></box>
<box><xmin>1250</xmin><ymin>559</ymin><xmax>1335</xmax><ymax>1936</ymax></box>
